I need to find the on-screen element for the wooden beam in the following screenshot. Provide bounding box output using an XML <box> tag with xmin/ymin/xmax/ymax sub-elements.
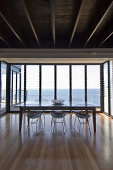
<box><xmin>98</xmin><ymin>31</ymin><xmax>113</xmax><ymax>47</ymax></box>
<box><xmin>50</xmin><ymin>0</ymin><xmax>56</xmax><ymax>47</ymax></box>
<box><xmin>0</xmin><ymin>11</ymin><xmax>26</xmax><ymax>47</ymax></box>
<box><xmin>69</xmin><ymin>0</ymin><xmax>83</xmax><ymax>47</ymax></box>
<box><xmin>23</xmin><ymin>1</ymin><xmax>40</xmax><ymax>47</ymax></box>
<box><xmin>0</xmin><ymin>36</ymin><xmax>11</xmax><ymax>47</ymax></box>
<box><xmin>84</xmin><ymin>2</ymin><xmax>113</xmax><ymax>47</ymax></box>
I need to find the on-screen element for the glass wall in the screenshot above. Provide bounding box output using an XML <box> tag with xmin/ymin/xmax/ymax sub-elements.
<box><xmin>21</xmin><ymin>65</ymin><xmax>24</xmax><ymax>103</ymax></box>
<box><xmin>87</xmin><ymin>65</ymin><xmax>100</xmax><ymax>106</ymax></box>
<box><xmin>26</xmin><ymin>65</ymin><xmax>39</xmax><ymax>103</ymax></box>
<box><xmin>104</xmin><ymin>62</ymin><xmax>108</xmax><ymax>113</ymax></box>
<box><xmin>57</xmin><ymin>65</ymin><xmax>69</xmax><ymax>104</ymax></box>
<box><xmin>10</xmin><ymin>65</ymin><xmax>22</xmax><ymax>111</ymax></box>
<box><xmin>1</xmin><ymin>62</ymin><xmax>113</xmax><ymax>115</ymax></box>
<box><xmin>72</xmin><ymin>65</ymin><xmax>85</xmax><ymax>105</ymax></box>
<box><xmin>42</xmin><ymin>65</ymin><xmax>54</xmax><ymax>103</ymax></box>
<box><xmin>9</xmin><ymin>64</ymin><xmax>102</xmax><ymax>112</ymax></box>
<box><xmin>103</xmin><ymin>62</ymin><xmax>109</xmax><ymax>113</ymax></box>
<box><xmin>110</xmin><ymin>61</ymin><xmax>113</xmax><ymax>116</ymax></box>
<box><xmin>17</xmin><ymin>73</ymin><xmax>20</xmax><ymax>103</ymax></box>
<box><xmin>0</xmin><ymin>62</ymin><xmax>7</xmax><ymax>114</ymax></box>
<box><xmin>13</xmin><ymin>72</ymin><xmax>16</xmax><ymax>105</ymax></box>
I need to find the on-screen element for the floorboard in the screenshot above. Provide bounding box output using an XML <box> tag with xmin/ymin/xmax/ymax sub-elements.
<box><xmin>0</xmin><ymin>113</ymin><xmax>113</xmax><ymax>170</ymax></box>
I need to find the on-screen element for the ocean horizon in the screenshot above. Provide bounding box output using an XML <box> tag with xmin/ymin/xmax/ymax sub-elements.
<box><xmin>25</xmin><ymin>89</ymin><xmax>100</xmax><ymax>106</ymax></box>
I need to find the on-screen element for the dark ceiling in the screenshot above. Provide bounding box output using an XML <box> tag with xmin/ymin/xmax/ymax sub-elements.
<box><xmin>0</xmin><ymin>0</ymin><xmax>113</xmax><ymax>48</ymax></box>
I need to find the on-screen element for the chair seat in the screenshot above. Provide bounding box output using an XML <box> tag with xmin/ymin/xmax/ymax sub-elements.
<box><xmin>51</xmin><ymin>111</ymin><xmax>66</xmax><ymax>119</ymax></box>
<box><xmin>75</xmin><ymin>112</ymin><xmax>91</xmax><ymax>119</ymax></box>
<box><xmin>27</xmin><ymin>111</ymin><xmax>42</xmax><ymax>119</ymax></box>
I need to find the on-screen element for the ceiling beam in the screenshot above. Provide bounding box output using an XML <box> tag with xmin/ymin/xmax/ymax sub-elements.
<box><xmin>98</xmin><ymin>31</ymin><xmax>113</xmax><ymax>47</ymax></box>
<box><xmin>50</xmin><ymin>0</ymin><xmax>56</xmax><ymax>47</ymax></box>
<box><xmin>0</xmin><ymin>11</ymin><xmax>26</xmax><ymax>47</ymax></box>
<box><xmin>69</xmin><ymin>0</ymin><xmax>83</xmax><ymax>47</ymax></box>
<box><xmin>84</xmin><ymin>1</ymin><xmax>113</xmax><ymax>47</ymax></box>
<box><xmin>0</xmin><ymin>36</ymin><xmax>11</xmax><ymax>47</ymax></box>
<box><xmin>23</xmin><ymin>1</ymin><xmax>40</xmax><ymax>47</ymax></box>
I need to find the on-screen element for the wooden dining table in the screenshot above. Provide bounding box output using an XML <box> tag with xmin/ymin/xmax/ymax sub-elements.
<box><xmin>18</xmin><ymin>101</ymin><xmax>97</xmax><ymax>133</ymax></box>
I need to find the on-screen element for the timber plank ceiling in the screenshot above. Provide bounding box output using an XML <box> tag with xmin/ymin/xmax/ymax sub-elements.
<box><xmin>0</xmin><ymin>0</ymin><xmax>113</xmax><ymax>48</ymax></box>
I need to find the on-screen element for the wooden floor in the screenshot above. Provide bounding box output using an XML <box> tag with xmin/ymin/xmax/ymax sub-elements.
<box><xmin>0</xmin><ymin>113</ymin><xmax>113</xmax><ymax>170</ymax></box>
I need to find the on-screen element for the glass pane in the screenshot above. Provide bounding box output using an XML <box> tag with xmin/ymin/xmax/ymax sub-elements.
<box><xmin>42</xmin><ymin>65</ymin><xmax>54</xmax><ymax>103</ymax></box>
<box><xmin>10</xmin><ymin>65</ymin><xmax>24</xmax><ymax>111</ymax></box>
<box><xmin>0</xmin><ymin>62</ymin><xmax>7</xmax><ymax>114</ymax></box>
<box><xmin>26</xmin><ymin>65</ymin><xmax>39</xmax><ymax>103</ymax></box>
<box><xmin>17</xmin><ymin>73</ymin><xmax>20</xmax><ymax>103</ymax></box>
<box><xmin>10</xmin><ymin>70</ymin><xmax>13</xmax><ymax>106</ymax></box>
<box><xmin>57</xmin><ymin>65</ymin><xmax>69</xmax><ymax>104</ymax></box>
<box><xmin>104</xmin><ymin>63</ymin><xmax>108</xmax><ymax>113</ymax></box>
<box><xmin>13</xmin><ymin>72</ymin><xmax>16</xmax><ymax>105</ymax></box>
<box><xmin>21</xmin><ymin>65</ymin><xmax>24</xmax><ymax>103</ymax></box>
<box><xmin>87</xmin><ymin>65</ymin><xmax>100</xmax><ymax>106</ymax></box>
<box><xmin>110</xmin><ymin>61</ymin><xmax>113</xmax><ymax>115</ymax></box>
<box><xmin>72</xmin><ymin>65</ymin><xmax>85</xmax><ymax>105</ymax></box>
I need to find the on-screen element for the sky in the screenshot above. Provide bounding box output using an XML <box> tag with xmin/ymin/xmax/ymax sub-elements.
<box><xmin>25</xmin><ymin>65</ymin><xmax>100</xmax><ymax>89</ymax></box>
<box><xmin>1</xmin><ymin>65</ymin><xmax>101</xmax><ymax>91</ymax></box>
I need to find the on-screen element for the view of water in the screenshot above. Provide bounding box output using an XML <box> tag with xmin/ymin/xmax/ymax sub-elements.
<box><xmin>26</xmin><ymin>89</ymin><xmax>100</xmax><ymax>106</ymax></box>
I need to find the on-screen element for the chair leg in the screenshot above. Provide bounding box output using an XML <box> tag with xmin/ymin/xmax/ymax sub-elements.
<box><xmin>27</xmin><ymin>117</ymin><xmax>30</xmax><ymax>128</ymax></box>
<box><xmin>63</xmin><ymin>118</ymin><xmax>66</xmax><ymax>134</ymax></box>
<box><xmin>40</xmin><ymin>116</ymin><xmax>43</xmax><ymax>129</ymax></box>
<box><xmin>87</xmin><ymin>119</ymin><xmax>91</xmax><ymax>134</ymax></box>
<box><xmin>74</xmin><ymin>116</ymin><xmax>77</xmax><ymax>129</ymax></box>
<box><xmin>64</xmin><ymin>117</ymin><xmax>66</xmax><ymax>128</ymax></box>
<box><xmin>51</xmin><ymin>117</ymin><xmax>54</xmax><ymax>134</ymax></box>
<box><xmin>35</xmin><ymin>116</ymin><xmax>43</xmax><ymax>135</ymax></box>
<box><xmin>43</xmin><ymin>113</ymin><xmax>45</xmax><ymax>124</ymax></box>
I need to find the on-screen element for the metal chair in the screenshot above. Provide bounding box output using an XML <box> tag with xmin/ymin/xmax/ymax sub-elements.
<box><xmin>25</xmin><ymin>110</ymin><xmax>43</xmax><ymax>135</ymax></box>
<box><xmin>73</xmin><ymin>110</ymin><xmax>91</xmax><ymax>134</ymax></box>
<box><xmin>51</xmin><ymin>110</ymin><xmax>66</xmax><ymax>134</ymax></box>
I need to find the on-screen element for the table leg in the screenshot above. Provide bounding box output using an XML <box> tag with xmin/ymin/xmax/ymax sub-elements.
<box><xmin>19</xmin><ymin>108</ymin><xmax>23</xmax><ymax>132</ymax></box>
<box><xmin>28</xmin><ymin>117</ymin><xmax>30</xmax><ymax>127</ymax></box>
<box><xmin>93</xmin><ymin>108</ymin><xmax>96</xmax><ymax>133</ymax></box>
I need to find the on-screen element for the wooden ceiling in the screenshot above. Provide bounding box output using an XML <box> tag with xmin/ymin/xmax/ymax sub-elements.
<box><xmin>0</xmin><ymin>0</ymin><xmax>113</xmax><ymax>48</ymax></box>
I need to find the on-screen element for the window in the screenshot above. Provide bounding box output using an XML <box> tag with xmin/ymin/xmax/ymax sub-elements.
<box><xmin>26</xmin><ymin>65</ymin><xmax>39</xmax><ymax>103</ymax></box>
<box><xmin>17</xmin><ymin>73</ymin><xmax>20</xmax><ymax>104</ymax></box>
<box><xmin>42</xmin><ymin>65</ymin><xmax>54</xmax><ymax>103</ymax></box>
<box><xmin>9</xmin><ymin>64</ymin><xmax>102</xmax><ymax>112</ymax></box>
<box><xmin>57</xmin><ymin>65</ymin><xmax>69</xmax><ymax>104</ymax></box>
<box><xmin>103</xmin><ymin>62</ymin><xmax>108</xmax><ymax>113</ymax></box>
<box><xmin>21</xmin><ymin>65</ymin><xmax>24</xmax><ymax>103</ymax></box>
<box><xmin>87</xmin><ymin>65</ymin><xmax>100</xmax><ymax>106</ymax></box>
<box><xmin>0</xmin><ymin>62</ymin><xmax>7</xmax><ymax>114</ymax></box>
<box><xmin>72</xmin><ymin>65</ymin><xmax>85</xmax><ymax>105</ymax></box>
<box><xmin>10</xmin><ymin>65</ymin><xmax>21</xmax><ymax>111</ymax></box>
<box><xmin>110</xmin><ymin>61</ymin><xmax>113</xmax><ymax>116</ymax></box>
<box><xmin>13</xmin><ymin>72</ymin><xmax>16</xmax><ymax>105</ymax></box>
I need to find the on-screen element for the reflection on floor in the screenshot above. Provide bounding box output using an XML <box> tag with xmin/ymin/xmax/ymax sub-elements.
<box><xmin>0</xmin><ymin>113</ymin><xmax>113</xmax><ymax>170</ymax></box>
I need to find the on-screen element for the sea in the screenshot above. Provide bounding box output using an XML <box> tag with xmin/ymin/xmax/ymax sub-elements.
<box><xmin>25</xmin><ymin>89</ymin><xmax>100</xmax><ymax>106</ymax></box>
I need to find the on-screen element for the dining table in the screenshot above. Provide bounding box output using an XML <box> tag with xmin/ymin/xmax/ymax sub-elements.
<box><xmin>17</xmin><ymin>101</ymin><xmax>97</xmax><ymax>133</ymax></box>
